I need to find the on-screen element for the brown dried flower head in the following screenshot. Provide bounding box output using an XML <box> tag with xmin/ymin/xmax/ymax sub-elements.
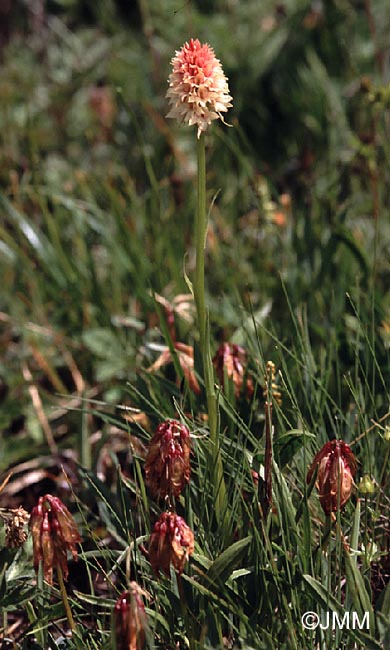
<box><xmin>213</xmin><ymin>342</ymin><xmax>254</xmax><ymax>399</ymax></box>
<box><xmin>144</xmin><ymin>419</ymin><xmax>191</xmax><ymax>499</ymax></box>
<box><xmin>307</xmin><ymin>440</ymin><xmax>357</xmax><ymax>515</ymax></box>
<box><xmin>114</xmin><ymin>582</ymin><xmax>148</xmax><ymax>650</ymax></box>
<box><xmin>149</xmin><ymin>511</ymin><xmax>194</xmax><ymax>577</ymax></box>
<box><xmin>29</xmin><ymin>494</ymin><xmax>81</xmax><ymax>584</ymax></box>
<box><xmin>166</xmin><ymin>38</ymin><xmax>232</xmax><ymax>138</ymax></box>
<box><xmin>0</xmin><ymin>506</ymin><xmax>30</xmax><ymax>548</ymax></box>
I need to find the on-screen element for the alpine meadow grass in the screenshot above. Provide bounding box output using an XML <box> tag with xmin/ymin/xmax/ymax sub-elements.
<box><xmin>0</xmin><ymin>1</ymin><xmax>389</xmax><ymax>649</ymax></box>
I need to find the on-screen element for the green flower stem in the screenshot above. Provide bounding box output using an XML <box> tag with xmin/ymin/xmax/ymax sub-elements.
<box><xmin>195</xmin><ymin>133</ymin><xmax>227</xmax><ymax>525</ymax></box>
<box><xmin>57</xmin><ymin>563</ymin><xmax>76</xmax><ymax>633</ymax></box>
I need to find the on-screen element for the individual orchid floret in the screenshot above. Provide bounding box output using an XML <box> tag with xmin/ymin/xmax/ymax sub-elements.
<box><xmin>166</xmin><ymin>38</ymin><xmax>232</xmax><ymax>138</ymax></box>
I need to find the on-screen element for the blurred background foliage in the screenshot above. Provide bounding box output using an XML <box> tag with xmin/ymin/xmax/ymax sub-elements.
<box><xmin>1</xmin><ymin>0</ymin><xmax>390</xmax><ymax>468</ymax></box>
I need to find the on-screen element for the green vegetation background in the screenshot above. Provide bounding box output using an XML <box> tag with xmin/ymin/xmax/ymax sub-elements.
<box><xmin>0</xmin><ymin>1</ymin><xmax>389</xmax><ymax>648</ymax></box>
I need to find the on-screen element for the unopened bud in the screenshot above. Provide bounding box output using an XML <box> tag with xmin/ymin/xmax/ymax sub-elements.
<box><xmin>359</xmin><ymin>474</ymin><xmax>376</xmax><ymax>495</ymax></box>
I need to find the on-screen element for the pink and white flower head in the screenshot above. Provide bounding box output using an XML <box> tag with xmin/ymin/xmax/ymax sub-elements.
<box><xmin>166</xmin><ymin>38</ymin><xmax>233</xmax><ymax>138</ymax></box>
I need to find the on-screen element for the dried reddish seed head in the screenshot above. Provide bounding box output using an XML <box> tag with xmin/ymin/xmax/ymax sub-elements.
<box><xmin>29</xmin><ymin>494</ymin><xmax>81</xmax><ymax>584</ymax></box>
<box><xmin>114</xmin><ymin>583</ymin><xmax>148</xmax><ymax>650</ymax></box>
<box><xmin>307</xmin><ymin>440</ymin><xmax>357</xmax><ymax>515</ymax></box>
<box><xmin>144</xmin><ymin>419</ymin><xmax>191</xmax><ymax>500</ymax></box>
<box><xmin>149</xmin><ymin>511</ymin><xmax>194</xmax><ymax>577</ymax></box>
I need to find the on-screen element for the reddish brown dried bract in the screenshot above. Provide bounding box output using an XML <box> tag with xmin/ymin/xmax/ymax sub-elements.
<box><xmin>29</xmin><ymin>494</ymin><xmax>81</xmax><ymax>584</ymax></box>
<box><xmin>307</xmin><ymin>440</ymin><xmax>357</xmax><ymax>515</ymax></box>
<box><xmin>149</xmin><ymin>511</ymin><xmax>194</xmax><ymax>577</ymax></box>
<box><xmin>147</xmin><ymin>342</ymin><xmax>200</xmax><ymax>395</ymax></box>
<box><xmin>144</xmin><ymin>419</ymin><xmax>191</xmax><ymax>499</ymax></box>
<box><xmin>213</xmin><ymin>342</ymin><xmax>254</xmax><ymax>399</ymax></box>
